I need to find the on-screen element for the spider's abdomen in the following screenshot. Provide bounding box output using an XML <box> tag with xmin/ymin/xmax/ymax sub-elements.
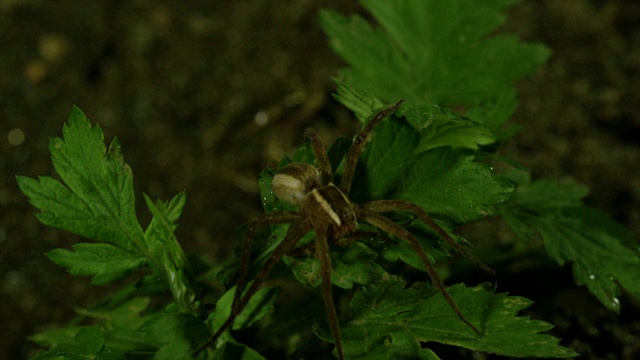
<box><xmin>272</xmin><ymin>163</ymin><xmax>322</xmax><ymax>205</ymax></box>
<box><xmin>302</xmin><ymin>184</ymin><xmax>357</xmax><ymax>238</ymax></box>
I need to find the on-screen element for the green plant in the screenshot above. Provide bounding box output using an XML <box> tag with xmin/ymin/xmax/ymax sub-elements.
<box><xmin>17</xmin><ymin>1</ymin><xmax>639</xmax><ymax>359</ymax></box>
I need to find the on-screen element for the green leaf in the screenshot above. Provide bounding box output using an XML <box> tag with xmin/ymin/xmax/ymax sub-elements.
<box><xmin>17</xmin><ymin>106</ymin><xmax>201</xmax><ymax>316</ymax></box>
<box><xmin>380</xmin><ymin>220</ymin><xmax>461</xmax><ymax>271</ymax></box>
<box><xmin>211</xmin><ymin>285</ymin><xmax>280</xmax><ymax>334</ymax></box>
<box><xmin>46</xmin><ymin>243</ymin><xmax>147</xmax><ymax>285</ymax></box>
<box><xmin>30</xmin><ymin>326</ymin><xmax>86</xmax><ymax>348</ymax></box>
<box><xmin>76</xmin><ymin>296</ymin><xmax>151</xmax><ymax>330</ymax></box>
<box><xmin>31</xmin><ymin>326</ymin><xmax>125</xmax><ymax>360</ymax></box>
<box><xmin>349</xmin><ymin>115</ymin><xmax>420</xmax><ymax>202</ymax></box>
<box><xmin>320</xmin><ymin>0</ymin><xmax>550</xmax><ymax>106</ymax></box>
<box><xmin>144</xmin><ymin>193</ymin><xmax>202</xmax><ymax>315</ymax></box>
<box><xmin>286</xmin><ymin>242</ymin><xmax>389</xmax><ymax>289</ymax></box>
<box><xmin>398</xmin><ymin>103</ymin><xmax>496</xmax><ymax>151</ymax></box>
<box><xmin>333</xmin><ymin>80</ymin><xmax>385</xmax><ymax>123</ymax></box>
<box><xmin>137</xmin><ymin>313</ymin><xmax>210</xmax><ymax>360</ymax></box>
<box><xmin>466</xmin><ymin>88</ymin><xmax>519</xmax><ymax>140</ymax></box>
<box><xmin>16</xmin><ymin>106</ymin><xmax>145</xmax><ymax>253</ymax></box>
<box><xmin>540</xmin><ymin>208</ymin><xmax>640</xmax><ymax>312</ymax></box>
<box><xmin>393</xmin><ymin>147</ymin><xmax>513</xmax><ymax>223</ymax></box>
<box><xmin>498</xmin><ymin>176</ymin><xmax>640</xmax><ymax>312</ymax></box>
<box><xmin>341</xmin><ymin>281</ymin><xmax>577</xmax><ymax>358</ymax></box>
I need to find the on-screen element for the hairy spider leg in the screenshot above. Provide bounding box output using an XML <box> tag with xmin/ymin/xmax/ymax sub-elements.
<box><xmin>288</xmin><ymin>230</ymin><xmax>381</xmax><ymax>257</ymax></box>
<box><xmin>360</xmin><ymin>200</ymin><xmax>495</xmax><ymax>276</ymax></box>
<box><xmin>194</xmin><ymin>215</ymin><xmax>311</xmax><ymax>356</ymax></box>
<box><xmin>315</xmin><ymin>227</ymin><xmax>345</xmax><ymax>360</ymax></box>
<box><xmin>306</xmin><ymin>127</ymin><xmax>352</xmax><ymax>360</ymax></box>
<box><xmin>305</xmin><ymin>128</ymin><xmax>333</xmax><ymax>185</ymax></box>
<box><xmin>357</xmin><ymin>209</ymin><xmax>483</xmax><ymax>335</ymax></box>
<box><xmin>232</xmin><ymin>211</ymin><xmax>303</xmax><ymax>309</ymax></box>
<box><xmin>340</xmin><ymin>100</ymin><xmax>404</xmax><ymax>196</ymax></box>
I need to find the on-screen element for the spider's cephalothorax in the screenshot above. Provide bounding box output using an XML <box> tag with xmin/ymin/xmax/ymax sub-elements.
<box><xmin>196</xmin><ymin>100</ymin><xmax>494</xmax><ymax>360</ymax></box>
<box><xmin>273</xmin><ymin>164</ymin><xmax>357</xmax><ymax>239</ymax></box>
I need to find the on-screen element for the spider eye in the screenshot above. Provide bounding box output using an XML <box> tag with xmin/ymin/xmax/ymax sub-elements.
<box><xmin>272</xmin><ymin>163</ymin><xmax>321</xmax><ymax>205</ymax></box>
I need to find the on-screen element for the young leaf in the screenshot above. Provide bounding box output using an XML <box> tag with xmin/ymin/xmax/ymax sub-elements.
<box><xmin>320</xmin><ymin>0</ymin><xmax>550</xmax><ymax>107</ymax></box>
<box><xmin>46</xmin><ymin>243</ymin><xmax>147</xmax><ymax>285</ymax></box>
<box><xmin>16</xmin><ymin>106</ymin><xmax>145</xmax><ymax>253</ymax></box>
<box><xmin>332</xmin><ymin>80</ymin><xmax>385</xmax><ymax>123</ymax></box>
<box><xmin>498</xmin><ymin>175</ymin><xmax>640</xmax><ymax>312</ymax></box>
<box><xmin>340</xmin><ymin>281</ymin><xmax>577</xmax><ymax>359</ymax></box>
<box><xmin>144</xmin><ymin>193</ymin><xmax>203</xmax><ymax>315</ymax></box>
<box><xmin>398</xmin><ymin>103</ymin><xmax>496</xmax><ymax>152</ymax></box>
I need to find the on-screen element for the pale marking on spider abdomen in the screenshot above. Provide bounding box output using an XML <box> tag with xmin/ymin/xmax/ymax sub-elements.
<box><xmin>273</xmin><ymin>173</ymin><xmax>307</xmax><ymax>204</ymax></box>
<box><xmin>311</xmin><ymin>189</ymin><xmax>342</xmax><ymax>226</ymax></box>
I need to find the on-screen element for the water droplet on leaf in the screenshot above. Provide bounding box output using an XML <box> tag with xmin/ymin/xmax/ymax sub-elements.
<box><xmin>611</xmin><ymin>297</ymin><xmax>621</xmax><ymax>311</ymax></box>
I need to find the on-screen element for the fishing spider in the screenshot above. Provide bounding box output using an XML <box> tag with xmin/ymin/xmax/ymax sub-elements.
<box><xmin>197</xmin><ymin>101</ymin><xmax>493</xmax><ymax>359</ymax></box>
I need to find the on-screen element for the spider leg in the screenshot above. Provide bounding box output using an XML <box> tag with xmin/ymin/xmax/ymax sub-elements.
<box><xmin>194</xmin><ymin>216</ymin><xmax>311</xmax><ymax>356</ymax></box>
<box><xmin>314</xmin><ymin>227</ymin><xmax>345</xmax><ymax>360</ymax></box>
<box><xmin>305</xmin><ymin>128</ymin><xmax>333</xmax><ymax>185</ymax></box>
<box><xmin>233</xmin><ymin>211</ymin><xmax>303</xmax><ymax>309</ymax></box>
<box><xmin>288</xmin><ymin>230</ymin><xmax>379</xmax><ymax>257</ymax></box>
<box><xmin>357</xmin><ymin>209</ymin><xmax>483</xmax><ymax>336</ymax></box>
<box><xmin>359</xmin><ymin>200</ymin><xmax>495</xmax><ymax>275</ymax></box>
<box><xmin>340</xmin><ymin>100</ymin><xmax>404</xmax><ymax>196</ymax></box>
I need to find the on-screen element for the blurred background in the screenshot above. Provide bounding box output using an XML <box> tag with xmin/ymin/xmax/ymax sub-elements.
<box><xmin>1</xmin><ymin>1</ymin><xmax>639</xmax><ymax>359</ymax></box>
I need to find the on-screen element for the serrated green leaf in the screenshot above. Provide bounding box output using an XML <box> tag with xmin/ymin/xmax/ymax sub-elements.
<box><xmin>393</xmin><ymin>147</ymin><xmax>513</xmax><ymax>223</ymax></box>
<box><xmin>320</xmin><ymin>0</ymin><xmax>550</xmax><ymax>107</ymax></box>
<box><xmin>398</xmin><ymin>103</ymin><xmax>496</xmax><ymax>151</ymax></box>
<box><xmin>341</xmin><ymin>281</ymin><xmax>576</xmax><ymax>358</ymax></box>
<box><xmin>538</xmin><ymin>208</ymin><xmax>640</xmax><ymax>313</ymax></box>
<box><xmin>16</xmin><ymin>106</ymin><xmax>145</xmax><ymax>253</ymax></box>
<box><xmin>143</xmin><ymin>193</ymin><xmax>202</xmax><ymax>316</ymax></box>
<box><xmin>349</xmin><ymin>115</ymin><xmax>419</xmax><ymax>203</ymax></box>
<box><xmin>46</xmin><ymin>243</ymin><xmax>147</xmax><ymax>285</ymax></box>
<box><xmin>286</xmin><ymin>242</ymin><xmax>388</xmax><ymax>289</ymax></box>
<box><xmin>137</xmin><ymin>313</ymin><xmax>210</xmax><ymax>360</ymax></box>
<box><xmin>380</xmin><ymin>220</ymin><xmax>460</xmax><ymax>271</ymax></box>
<box><xmin>17</xmin><ymin>106</ymin><xmax>201</xmax><ymax>319</ymax></box>
<box><xmin>31</xmin><ymin>326</ymin><xmax>122</xmax><ymax>360</ymax></box>
<box><xmin>333</xmin><ymin>80</ymin><xmax>385</xmax><ymax>123</ymax></box>
<box><xmin>76</xmin><ymin>296</ymin><xmax>150</xmax><ymax>328</ymax></box>
<box><xmin>71</xmin><ymin>298</ymin><xmax>148</xmax><ymax>355</ymax></box>
<box><xmin>498</xmin><ymin>176</ymin><xmax>640</xmax><ymax>312</ymax></box>
<box><xmin>466</xmin><ymin>88</ymin><xmax>519</xmax><ymax>140</ymax></box>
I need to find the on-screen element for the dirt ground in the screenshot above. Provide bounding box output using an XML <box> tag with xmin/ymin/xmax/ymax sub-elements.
<box><xmin>1</xmin><ymin>1</ymin><xmax>638</xmax><ymax>359</ymax></box>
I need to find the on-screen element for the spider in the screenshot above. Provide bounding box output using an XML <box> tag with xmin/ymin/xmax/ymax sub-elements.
<box><xmin>196</xmin><ymin>100</ymin><xmax>494</xmax><ymax>359</ymax></box>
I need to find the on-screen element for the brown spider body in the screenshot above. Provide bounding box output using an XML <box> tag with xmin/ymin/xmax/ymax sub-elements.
<box><xmin>196</xmin><ymin>100</ymin><xmax>493</xmax><ymax>360</ymax></box>
<box><xmin>302</xmin><ymin>184</ymin><xmax>358</xmax><ymax>238</ymax></box>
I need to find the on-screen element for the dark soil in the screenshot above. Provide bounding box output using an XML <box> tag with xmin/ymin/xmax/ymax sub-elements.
<box><xmin>1</xmin><ymin>1</ymin><xmax>638</xmax><ymax>359</ymax></box>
